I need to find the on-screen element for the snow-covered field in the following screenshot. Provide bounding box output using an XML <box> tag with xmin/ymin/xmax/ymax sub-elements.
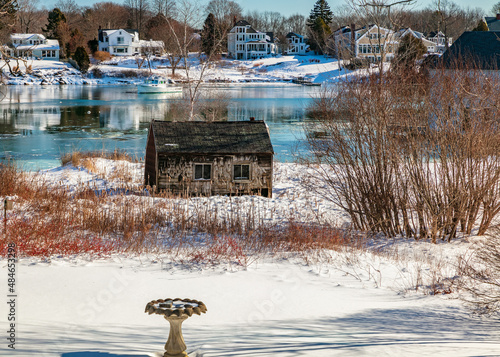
<box><xmin>2</xmin><ymin>54</ymin><xmax>360</xmax><ymax>86</ymax></box>
<box><xmin>1</xmin><ymin>160</ymin><xmax>500</xmax><ymax>356</ymax></box>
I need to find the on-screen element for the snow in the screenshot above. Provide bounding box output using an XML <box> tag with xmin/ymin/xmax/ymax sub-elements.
<box><xmin>1</xmin><ymin>159</ymin><xmax>499</xmax><ymax>356</ymax></box>
<box><xmin>1</xmin><ymin>54</ymin><xmax>362</xmax><ymax>87</ymax></box>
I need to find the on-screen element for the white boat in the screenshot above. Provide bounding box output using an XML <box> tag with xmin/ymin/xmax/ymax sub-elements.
<box><xmin>138</xmin><ymin>76</ymin><xmax>183</xmax><ymax>94</ymax></box>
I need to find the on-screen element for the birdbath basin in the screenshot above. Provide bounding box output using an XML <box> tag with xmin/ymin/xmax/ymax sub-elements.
<box><xmin>145</xmin><ymin>298</ymin><xmax>207</xmax><ymax>357</ymax></box>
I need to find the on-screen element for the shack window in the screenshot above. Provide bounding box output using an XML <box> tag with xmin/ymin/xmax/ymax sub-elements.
<box><xmin>194</xmin><ymin>164</ymin><xmax>211</xmax><ymax>180</ymax></box>
<box><xmin>234</xmin><ymin>164</ymin><xmax>250</xmax><ymax>180</ymax></box>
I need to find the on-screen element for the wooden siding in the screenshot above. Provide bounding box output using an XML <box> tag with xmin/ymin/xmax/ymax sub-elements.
<box><xmin>156</xmin><ymin>153</ymin><xmax>273</xmax><ymax>197</ymax></box>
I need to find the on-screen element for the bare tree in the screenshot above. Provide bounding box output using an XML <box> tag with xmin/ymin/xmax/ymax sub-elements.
<box><xmin>428</xmin><ymin>0</ymin><xmax>460</xmax><ymax>50</ymax></box>
<box><xmin>285</xmin><ymin>13</ymin><xmax>307</xmax><ymax>35</ymax></box>
<box><xmin>206</xmin><ymin>0</ymin><xmax>241</xmax><ymax>29</ymax></box>
<box><xmin>493</xmin><ymin>1</ymin><xmax>500</xmax><ymax>14</ymax></box>
<box><xmin>303</xmin><ymin>62</ymin><xmax>500</xmax><ymax>241</ymax></box>
<box><xmin>16</xmin><ymin>0</ymin><xmax>43</xmax><ymax>33</ymax></box>
<box><xmin>165</xmin><ymin>0</ymin><xmax>230</xmax><ymax>120</ymax></box>
<box><xmin>83</xmin><ymin>2</ymin><xmax>130</xmax><ymax>30</ymax></box>
<box><xmin>125</xmin><ymin>0</ymin><xmax>151</xmax><ymax>34</ymax></box>
<box><xmin>152</xmin><ymin>0</ymin><xmax>175</xmax><ymax>18</ymax></box>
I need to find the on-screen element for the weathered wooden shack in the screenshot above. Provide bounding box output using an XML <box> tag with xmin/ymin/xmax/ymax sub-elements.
<box><xmin>145</xmin><ymin>120</ymin><xmax>274</xmax><ymax>197</ymax></box>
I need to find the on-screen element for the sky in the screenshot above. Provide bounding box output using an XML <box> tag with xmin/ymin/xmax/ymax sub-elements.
<box><xmin>44</xmin><ymin>0</ymin><xmax>499</xmax><ymax>17</ymax></box>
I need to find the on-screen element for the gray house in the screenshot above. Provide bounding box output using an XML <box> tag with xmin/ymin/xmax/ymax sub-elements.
<box><xmin>145</xmin><ymin>120</ymin><xmax>274</xmax><ymax>197</ymax></box>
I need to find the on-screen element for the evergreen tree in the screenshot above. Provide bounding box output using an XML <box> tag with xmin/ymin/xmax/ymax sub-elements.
<box><xmin>473</xmin><ymin>19</ymin><xmax>488</xmax><ymax>31</ymax></box>
<box><xmin>43</xmin><ymin>8</ymin><xmax>66</xmax><ymax>38</ymax></box>
<box><xmin>73</xmin><ymin>46</ymin><xmax>90</xmax><ymax>73</ymax></box>
<box><xmin>201</xmin><ymin>13</ymin><xmax>221</xmax><ymax>57</ymax></box>
<box><xmin>87</xmin><ymin>38</ymin><xmax>99</xmax><ymax>54</ymax></box>
<box><xmin>307</xmin><ymin>0</ymin><xmax>333</xmax><ymax>27</ymax></box>
<box><xmin>306</xmin><ymin>0</ymin><xmax>333</xmax><ymax>54</ymax></box>
<box><xmin>394</xmin><ymin>34</ymin><xmax>427</xmax><ymax>69</ymax></box>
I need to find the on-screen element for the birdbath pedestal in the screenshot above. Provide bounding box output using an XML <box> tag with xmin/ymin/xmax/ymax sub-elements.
<box><xmin>145</xmin><ymin>298</ymin><xmax>207</xmax><ymax>357</ymax></box>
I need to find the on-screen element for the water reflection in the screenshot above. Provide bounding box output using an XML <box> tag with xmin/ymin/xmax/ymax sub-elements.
<box><xmin>0</xmin><ymin>85</ymin><xmax>316</xmax><ymax>170</ymax></box>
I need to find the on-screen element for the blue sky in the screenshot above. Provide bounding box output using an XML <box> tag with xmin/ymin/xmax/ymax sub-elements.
<box><xmin>44</xmin><ymin>0</ymin><xmax>499</xmax><ymax>16</ymax></box>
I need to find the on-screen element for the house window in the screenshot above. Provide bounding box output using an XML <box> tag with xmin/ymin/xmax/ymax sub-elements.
<box><xmin>194</xmin><ymin>164</ymin><xmax>211</xmax><ymax>180</ymax></box>
<box><xmin>233</xmin><ymin>164</ymin><xmax>250</xmax><ymax>180</ymax></box>
<box><xmin>117</xmin><ymin>37</ymin><xmax>124</xmax><ymax>44</ymax></box>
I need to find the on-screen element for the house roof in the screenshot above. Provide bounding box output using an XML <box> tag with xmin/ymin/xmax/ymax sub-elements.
<box><xmin>234</xmin><ymin>20</ymin><xmax>251</xmax><ymax>27</ymax></box>
<box><xmin>10</xmin><ymin>33</ymin><xmax>46</xmax><ymax>41</ymax></box>
<box><xmin>485</xmin><ymin>16</ymin><xmax>500</xmax><ymax>31</ymax></box>
<box><xmin>151</xmin><ymin>121</ymin><xmax>274</xmax><ymax>155</ymax></box>
<box><xmin>426</xmin><ymin>31</ymin><xmax>444</xmax><ymax>38</ymax></box>
<box><xmin>286</xmin><ymin>32</ymin><xmax>303</xmax><ymax>39</ymax></box>
<box><xmin>440</xmin><ymin>31</ymin><xmax>500</xmax><ymax>70</ymax></box>
<box><xmin>98</xmin><ymin>29</ymin><xmax>138</xmax><ymax>42</ymax></box>
<box><xmin>14</xmin><ymin>39</ymin><xmax>60</xmax><ymax>51</ymax></box>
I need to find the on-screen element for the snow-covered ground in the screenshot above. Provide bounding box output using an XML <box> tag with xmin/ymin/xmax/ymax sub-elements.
<box><xmin>2</xmin><ymin>54</ymin><xmax>360</xmax><ymax>86</ymax></box>
<box><xmin>1</xmin><ymin>160</ymin><xmax>499</xmax><ymax>356</ymax></box>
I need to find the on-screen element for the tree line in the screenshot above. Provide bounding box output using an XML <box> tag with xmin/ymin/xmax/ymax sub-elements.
<box><xmin>1</xmin><ymin>0</ymin><xmax>495</xmax><ymax>60</ymax></box>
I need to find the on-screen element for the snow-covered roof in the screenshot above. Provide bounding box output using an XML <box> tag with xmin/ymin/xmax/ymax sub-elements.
<box><xmin>10</xmin><ymin>33</ymin><xmax>46</xmax><ymax>41</ymax></box>
<box><xmin>15</xmin><ymin>39</ymin><xmax>60</xmax><ymax>51</ymax></box>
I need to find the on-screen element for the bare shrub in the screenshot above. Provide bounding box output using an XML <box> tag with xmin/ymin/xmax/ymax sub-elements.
<box><xmin>90</xmin><ymin>67</ymin><xmax>104</xmax><ymax>78</ymax></box>
<box><xmin>61</xmin><ymin>150</ymin><xmax>138</xmax><ymax>167</ymax></box>
<box><xmin>303</xmin><ymin>62</ymin><xmax>500</xmax><ymax>241</ymax></box>
<box><xmin>197</xmin><ymin>88</ymin><xmax>231</xmax><ymax>121</ymax></box>
<box><xmin>458</xmin><ymin>226</ymin><xmax>500</xmax><ymax>316</ymax></box>
<box><xmin>93</xmin><ymin>51</ymin><xmax>112</xmax><ymax>62</ymax></box>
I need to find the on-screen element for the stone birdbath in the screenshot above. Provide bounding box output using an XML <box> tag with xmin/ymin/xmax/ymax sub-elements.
<box><xmin>145</xmin><ymin>298</ymin><xmax>207</xmax><ymax>357</ymax></box>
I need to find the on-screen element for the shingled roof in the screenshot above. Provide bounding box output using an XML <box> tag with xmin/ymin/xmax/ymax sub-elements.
<box><xmin>485</xmin><ymin>16</ymin><xmax>500</xmax><ymax>31</ymax></box>
<box><xmin>440</xmin><ymin>31</ymin><xmax>500</xmax><ymax>70</ymax></box>
<box><xmin>234</xmin><ymin>20</ymin><xmax>251</xmax><ymax>27</ymax></box>
<box><xmin>151</xmin><ymin>121</ymin><xmax>274</xmax><ymax>155</ymax></box>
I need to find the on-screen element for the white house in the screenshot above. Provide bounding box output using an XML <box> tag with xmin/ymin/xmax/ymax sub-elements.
<box><xmin>98</xmin><ymin>29</ymin><xmax>164</xmax><ymax>56</ymax></box>
<box><xmin>425</xmin><ymin>31</ymin><xmax>453</xmax><ymax>54</ymax></box>
<box><xmin>285</xmin><ymin>32</ymin><xmax>308</xmax><ymax>55</ymax></box>
<box><xmin>8</xmin><ymin>33</ymin><xmax>60</xmax><ymax>60</ymax></box>
<box><xmin>227</xmin><ymin>20</ymin><xmax>277</xmax><ymax>60</ymax></box>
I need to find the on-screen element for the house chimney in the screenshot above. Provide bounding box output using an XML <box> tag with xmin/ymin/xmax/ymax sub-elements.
<box><xmin>497</xmin><ymin>13</ymin><xmax>500</xmax><ymax>20</ymax></box>
<box><xmin>250</xmin><ymin>117</ymin><xmax>255</xmax><ymax>121</ymax></box>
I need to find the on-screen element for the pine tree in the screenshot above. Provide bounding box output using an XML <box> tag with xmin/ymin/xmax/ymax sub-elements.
<box><xmin>43</xmin><ymin>8</ymin><xmax>66</xmax><ymax>38</ymax></box>
<box><xmin>73</xmin><ymin>46</ymin><xmax>90</xmax><ymax>73</ymax></box>
<box><xmin>307</xmin><ymin>0</ymin><xmax>333</xmax><ymax>54</ymax></box>
<box><xmin>201</xmin><ymin>13</ymin><xmax>221</xmax><ymax>57</ymax></box>
<box><xmin>307</xmin><ymin>0</ymin><xmax>333</xmax><ymax>27</ymax></box>
<box><xmin>394</xmin><ymin>34</ymin><xmax>427</xmax><ymax>69</ymax></box>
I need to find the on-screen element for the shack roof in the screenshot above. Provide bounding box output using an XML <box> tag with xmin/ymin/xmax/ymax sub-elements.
<box><xmin>151</xmin><ymin>120</ymin><xmax>274</xmax><ymax>155</ymax></box>
<box><xmin>440</xmin><ymin>31</ymin><xmax>500</xmax><ymax>70</ymax></box>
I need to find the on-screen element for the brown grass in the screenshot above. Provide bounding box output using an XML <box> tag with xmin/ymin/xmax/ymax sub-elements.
<box><xmin>61</xmin><ymin>149</ymin><xmax>139</xmax><ymax>167</ymax></box>
<box><xmin>0</xmin><ymin>160</ymin><xmax>359</xmax><ymax>263</ymax></box>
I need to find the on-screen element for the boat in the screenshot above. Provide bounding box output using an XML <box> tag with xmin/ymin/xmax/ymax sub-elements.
<box><xmin>137</xmin><ymin>76</ymin><xmax>183</xmax><ymax>94</ymax></box>
<box><xmin>291</xmin><ymin>76</ymin><xmax>321</xmax><ymax>86</ymax></box>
